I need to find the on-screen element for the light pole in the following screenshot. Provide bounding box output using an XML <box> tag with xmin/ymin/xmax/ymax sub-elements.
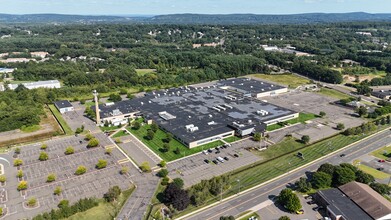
<box><xmin>237</xmin><ymin>179</ymin><xmax>241</xmax><ymax>194</ymax></box>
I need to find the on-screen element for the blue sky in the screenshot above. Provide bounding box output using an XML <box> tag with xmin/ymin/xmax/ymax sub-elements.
<box><xmin>1</xmin><ymin>0</ymin><xmax>390</xmax><ymax>15</ymax></box>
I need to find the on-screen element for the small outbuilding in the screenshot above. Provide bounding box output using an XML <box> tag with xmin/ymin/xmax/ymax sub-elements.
<box><xmin>54</xmin><ymin>100</ymin><xmax>74</xmax><ymax>114</ymax></box>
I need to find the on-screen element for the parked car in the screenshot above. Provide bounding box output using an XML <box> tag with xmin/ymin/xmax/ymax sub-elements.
<box><xmin>304</xmin><ymin>195</ymin><xmax>312</xmax><ymax>200</ymax></box>
<box><xmin>340</xmin><ymin>154</ymin><xmax>346</xmax><ymax>157</ymax></box>
<box><xmin>212</xmin><ymin>160</ymin><xmax>218</xmax><ymax>164</ymax></box>
<box><xmin>208</xmin><ymin>149</ymin><xmax>213</xmax><ymax>153</ymax></box>
<box><xmin>296</xmin><ymin>209</ymin><xmax>304</xmax><ymax>215</ymax></box>
<box><xmin>233</xmin><ymin>153</ymin><xmax>239</xmax><ymax>157</ymax></box>
<box><xmin>379</xmin><ymin>159</ymin><xmax>386</xmax><ymax>163</ymax></box>
<box><xmin>215</xmin><ymin>150</ymin><xmax>220</xmax><ymax>154</ymax></box>
<box><xmin>307</xmin><ymin>200</ymin><xmax>315</xmax><ymax>205</ymax></box>
<box><xmin>203</xmin><ymin>150</ymin><xmax>208</xmax><ymax>155</ymax></box>
<box><xmin>215</xmin><ymin>147</ymin><xmax>220</xmax><ymax>151</ymax></box>
<box><xmin>224</xmin><ymin>144</ymin><xmax>231</xmax><ymax>148</ymax></box>
<box><xmin>377</xmin><ymin>167</ymin><xmax>385</xmax><ymax>171</ymax></box>
<box><xmin>222</xmin><ymin>145</ymin><xmax>227</xmax><ymax>149</ymax></box>
<box><xmin>313</xmin><ymin>207</ymin><xmax>320</xmax><ymax>211</ymax></box>
<box><xmin>224</xmin><ymin>156</ymin><xmax>229</xmax><ymax>161</ymax></box>
<box><xmin>204</xmin><ymin>159</ymin><xmax>210</xmax><ymax>164</ymax></box>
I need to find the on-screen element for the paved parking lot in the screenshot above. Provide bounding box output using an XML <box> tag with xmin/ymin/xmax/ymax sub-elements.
<box><xmin>62</xmin><ymin>102</ymin><xmax>101</xmax><ymax>133</ymax></box>
<box><xmin>1</xmin><ymin>133</ymin><xmax>134</xmax><ymax>220</ymax></box>
<box><xmin>118</xmin><ymin>132</ymin><xmax>161</xmax><ymax>167</ymax></box>
<box><xmin>264</xmin><ymin>91</ymin><xmax>365</xmax><ymax>143</ymax></box>
<box><xmin>258</xmin><ymin>194</ymin><xmax>322</xmax><ymax>220</ymax></box>
<box><xmin>168</xmin><ymin>140</ymin><xmax>261</xmax><ymax>187</ymax></box>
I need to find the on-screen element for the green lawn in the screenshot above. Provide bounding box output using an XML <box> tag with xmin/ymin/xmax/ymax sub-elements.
<box><xmin>100</xmin><ymin>126</ymin><xmax>120</xmax><ymax>132</ymax></box>
<box><xmin>354</xmin><ymin>160</ymin><xmax>390</xmax><ymax>179</ymax></box>
<box><xmin>127</xmin><ymin>123</ymin><xmax>223</xmax><ymax>161</ymax></box>
<box><xmin>370</xmin><ymin>146</ymin><xmax>391</xmax><ymax>160</ymax></box>
<box><xmin>136</xmin><ymin>69</ymin><xmax>157</xmax><ymax>76</ymax></box>
<box><xmin>67</xmin><ymin>187</ymin><xmax>135</xmax><ymax>220</ymax></box>
<box><xmin>224</xmin><ymin>136</ymin><xmax>241</xmax><ymax>143</ymax></box>
<box><xmin>175</xmin><ymin>126</ymin><xmax>387</xmax><ymax>218</ymax></box>
<box><xmin>249</xmin><ymin>74</ymin><xmax>310</xmax><ymax>88</ymax></box>
<box><xmin>267</xmin><ymin>113</ymin><xmax>318</xmax><ymax>131</ymax></box>
<box><xmin>238</xmin><ymin>212</ymin><xmax>261</xmax><ymax>220</ymax></box>
<box><xmin>253</xmin><ymin>137</ymin><xmax>304</xmax><ymax>160</ymax></box>
<box><xmin>317</xmin><ymin>88</ymin><xmax>353</xmax><ymax>100</ymax></box>
<box><xmin>112</xmin><ymin>130</ymin><xmax>130</xmax><ymax>138</ymax></box>
<box><xmin>20</xmin><ymin>125</ymin><xmax>41</xmax><ymax>133</ymax></box>
<box><xmin>48</xmin><ymin>104</ymin><xmax>73</xmax><ymax>135</ymax></box>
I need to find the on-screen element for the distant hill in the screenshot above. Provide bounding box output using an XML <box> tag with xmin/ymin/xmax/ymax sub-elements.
<box><xmin>149</xmin><ymin>12</ymin><xmax>391</xmax><ymax>24</ymax></box>
<box><xmin>1</xmin><ymin>12</ymin><xmax>391</xmax><ymax>24</ymax></box>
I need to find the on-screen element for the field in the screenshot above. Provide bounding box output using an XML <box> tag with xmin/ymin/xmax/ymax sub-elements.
<box><xmin>317</xmin><ymin>88</ymin><xmax>352</xmax><ymax>100</ymax></box>
<box><xmin>67</xmin><ymin>187</ymin><xmax>135</xmax><ymax>220</ymax></box>
<box><xmin>253</xmin><ymin>137</ymin><xmax>304</xmax><ymax>160</ymax></box>
<box><xmin>249</xmin><ymin>73</ymin><xmax>310</xmax><ymax>88</ymax></box>
<box><xmin>48</xmin><ymin>104</ymin><xmax>73</xmax><ymax>134</ymax></box>
<box><xmin>127</xmin><ymin>123</ymin><xmax>223</xmax><ymax>161</ymax></box>
<box><xmin>353</xmin><ymin>160</ymin><xmax>390</xmax><ymax>179</ymax></box>
<box><xmin>20</xmin><ymin>124</ymin><xmax>41</xmax><ymax>133</ymax></box>
<box><xmin>136</xmin><ymin>69</ymin><xmax>157</xmax><ymax>76</ymax></box>
<box><xmin>370</xmin><ymin>146</ymin><xmax>391</xmax><ymax>160</ymax></box>
<box><xmin>266</xmin><ymin>113</ymin><xmax>318</xmax><ymax>131</ymax></box>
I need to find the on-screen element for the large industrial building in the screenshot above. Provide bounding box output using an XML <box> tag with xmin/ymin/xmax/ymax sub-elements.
<box><xmin>0</xmin><ymin>80</ymin><xmax>61</xmax><ymax>91</ymax></box>
<box><xmin>95</xmin><ymin>78</ymin><xmax>297</xmax><ymax>148</ymax></box>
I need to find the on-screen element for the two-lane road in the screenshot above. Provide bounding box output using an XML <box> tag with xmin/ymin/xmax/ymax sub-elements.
<box><xmin>184</xmin><ymin>130</ymin><xmax>391</xmax><ymax>220</ymax></box>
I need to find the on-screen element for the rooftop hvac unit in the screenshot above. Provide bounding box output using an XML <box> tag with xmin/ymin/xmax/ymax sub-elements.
<box><xmin>158</xmin><ymin>94</ymin><xmax>160</xmax><ymax>97</ymax></box>
<box><xmin>261</xmin><ymin>82</ymin><xmax>264</xmax><ymax>84</ymax></box>
<box><xmin>164</xmin><ymin>93</ymin><xmax>167</xmax><ymax>95</ymax></box>
<box><xmin>149</xmin><ymin>101</ymin><xmax>152</xmax><ymax>103</ymax></box>
<box><xmin>209</xmin><ymin>114</ymin><xmax>213</xmax><ymax>118</ymax></box>
<box><xmin>188</xmin><ymin>116</ymin><xmax>192</xmax><ymax>118</ymax></box>
<box><xmin>105</xmin><ymin>102</ymin><xmax>114</xmax><ymax>106</ymax></box>
<box><xmin>189</xmin><ymin>126</ymin><xmax>199</xmax><ymax>132</ymax></box>
<box><xmin>248</xmin><ymin>120</ymin><xmax>252</xmax><ymax>123</ymax></box>
<box><xmin>212</xmin><ymin>107</ymin><xmax>221</xmax><ymax>112</ymax></box>
<box><xmin>240</xmin><ymin>83</ymin><xmax>244</xmax><ymax>85</ymax></box>
<box><xmin>261</xmin><ymin>89</ymin><xmax>264</xmax><ymax>91</ymax></box>
<box><xmin>250</xmin><ymin>86</ymin><xmax>253</xmax><ymax>88</ymax></box>
<box><xmin>140</xmin><ymin>102</ymin><xmax>144</xmax><ymax>105</ymax></box>
<box><xmin>224</xmin><ymin>104</ymin><xmax>233</xmax><ymax>109</ymax></box>
<box><xmin>207</xmin><ymin>121</ymin><xmax>215</xmax><ymax>125</ymax></box>
<box><xmin>185</xmin><ymin>124</ymin><xmax>194</xmax><ymax>129</ymax></box>
<box><xmin>216</xmin><ymin>105</ymin><xmax>226</xmax><ymax>111</ymax></box>
<box><xmin>152</xmin><ymin>92</ymin><xmax>155</xmax><ymax>95</ymax></box>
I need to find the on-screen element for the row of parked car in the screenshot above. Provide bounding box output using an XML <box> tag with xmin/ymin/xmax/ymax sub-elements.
<box><xmin>202</xmin><ymin>143</ymin><xmax>240</xmax><ymax>165</ymax></box>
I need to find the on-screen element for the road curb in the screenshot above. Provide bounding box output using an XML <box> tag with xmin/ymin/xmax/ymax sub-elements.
<box><xmin>175</xmin><ymin>128</ymin><xmax>390</xmax><ymax>220</ymax></box>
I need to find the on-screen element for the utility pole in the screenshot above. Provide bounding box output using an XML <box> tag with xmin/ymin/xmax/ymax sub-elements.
<box><xmin>237</xmin><ymin>179</ymin><xmax>241</xmax><ymax>194</ymax></box>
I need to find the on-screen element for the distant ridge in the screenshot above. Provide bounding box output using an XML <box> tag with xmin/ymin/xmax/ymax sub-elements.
<box><xmin>0</xmin><ymin>12</ymin><xmax>391</xmax><ymax>24</ymax></box>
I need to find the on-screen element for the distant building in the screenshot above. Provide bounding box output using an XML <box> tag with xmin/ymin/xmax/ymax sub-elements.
<box><xmin>0</xmin><ymin>68</ymin><xmax>15</xmax><ymax>73</ymax></box>
<box><xmin>316</xmin><ymin>181</ymin><xmax>391</xmax><ymax>220</ymax></box>
<box><xmin>54</xmin><ymin>100</ymin><xmax>74</xmax><ymax>114</ymax></box>
<box><xmin>5</xmin><ymin>80</ymin><xmax>61</xmax><ymax>91</ymax></box>
<box><xmin>30</xmin><ymin>51</ymin><xmax>49</xmax><ymax>58</ymax></box>
<box><xmin>356</xmin><ymin>32</ymin><xmax>372</xmax><ymax>36</ymax></box>
<box><xmin>371</xmin><ymin>90</ymin><xmax>391</xmax><ymax>100</ymax></box>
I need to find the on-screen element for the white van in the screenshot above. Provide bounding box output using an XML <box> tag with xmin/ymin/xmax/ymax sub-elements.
<box><xmin>216</xmin><ymin>157</ymin><xmax>225</xmax><ymax>163</ymax></box>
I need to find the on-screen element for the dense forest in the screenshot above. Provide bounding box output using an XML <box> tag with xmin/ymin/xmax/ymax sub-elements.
<box><xmin>0</xmin><ymin>22</ymin><xmax>391</xmax><ymax>131</ymax></box>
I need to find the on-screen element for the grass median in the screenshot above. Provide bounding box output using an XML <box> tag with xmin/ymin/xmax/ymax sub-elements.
<box><xmin>48</xmin><ymin>104</ymin><xmax>73</xmax><ymax>135</ymax></box>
